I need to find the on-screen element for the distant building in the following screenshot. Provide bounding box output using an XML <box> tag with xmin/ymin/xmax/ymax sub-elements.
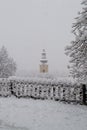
<box><xmin>40</xmin><ymin>49</ymin><xmax>48</xmax><ymax>73</ymax></box>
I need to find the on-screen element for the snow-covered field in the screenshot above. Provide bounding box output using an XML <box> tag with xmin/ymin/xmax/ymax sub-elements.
<box><xmin>0</xmin><ymin>97</ymin><xmax>87</xmax><ymax>130</ymax></box>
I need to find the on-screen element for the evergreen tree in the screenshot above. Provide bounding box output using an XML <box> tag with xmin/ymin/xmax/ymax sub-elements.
<box><xmin>0</xmin><ymin>46</ymin><xmax>17</xmax><ymax>78</ymax></box>
<box><xmin>65</xmin><ymin>0</ymin><xmax>87</xmax><ymax>81</ymax></box>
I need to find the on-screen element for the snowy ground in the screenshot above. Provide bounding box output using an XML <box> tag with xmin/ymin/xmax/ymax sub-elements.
<box><xmin>0</xmin><ymin>98</ymin><xmax>87</xmax><ymax>130</ymax></box>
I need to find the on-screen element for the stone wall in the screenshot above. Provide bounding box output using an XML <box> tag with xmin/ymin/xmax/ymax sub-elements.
<box><xmin>0</xmin><ymin>78</ymin><xmax>84</xmax><ymax>104</ymax></box>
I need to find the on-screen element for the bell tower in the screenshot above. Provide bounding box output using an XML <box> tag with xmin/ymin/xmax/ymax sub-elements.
<box><xmin>40</xmin><ymin>49</ymin><xmax>48</xmax><ymax>73</ymax></box>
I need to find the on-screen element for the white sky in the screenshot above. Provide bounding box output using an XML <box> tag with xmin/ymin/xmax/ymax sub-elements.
<box><xmin>0</xmin><ymin>0</ymin><xmax>82</xmax><ymax>73</ymax></box>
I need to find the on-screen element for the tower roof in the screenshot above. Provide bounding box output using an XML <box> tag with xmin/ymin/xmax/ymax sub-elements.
<box><xmin>40</xmin><ymin>49</ymin><xmax>48</xmax><ymax>63</ymax></box>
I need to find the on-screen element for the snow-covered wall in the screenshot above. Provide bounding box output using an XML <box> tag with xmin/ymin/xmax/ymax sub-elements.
<box><xmin>0</xmin><ymin>78</ymin><xmax>84</xmax><ymax>104</ymax></box>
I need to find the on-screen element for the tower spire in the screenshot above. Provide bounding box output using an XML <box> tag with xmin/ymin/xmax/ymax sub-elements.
<box><xmin>40</xmin><ymin>49</ymin><xmax>48</xmax><ymax>63</ymax></box>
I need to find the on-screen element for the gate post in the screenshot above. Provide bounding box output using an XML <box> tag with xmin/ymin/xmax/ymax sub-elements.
<box><xmin>82</xmin><ymin>84</ymin><xmax>86</xmax><ymax>105</ymax></box>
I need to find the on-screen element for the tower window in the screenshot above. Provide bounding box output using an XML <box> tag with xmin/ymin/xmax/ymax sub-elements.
<box><xmin>43</xmin><ymin>69</ymin><xmax>45</xmax><ymax>73</ymax></box>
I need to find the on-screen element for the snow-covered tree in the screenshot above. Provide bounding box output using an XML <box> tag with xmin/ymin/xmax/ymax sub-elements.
<box><xmin>65</xmin><ymin>0</ymin><xmax>87</xmax><ymax>81</ymax></box>
<box><xmin>0</xmin><ymin>46</ymin><xmax>17</xmax><ymax>78</ymax></box>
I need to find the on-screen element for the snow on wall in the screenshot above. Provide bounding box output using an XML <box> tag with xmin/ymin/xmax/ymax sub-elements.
<box><xmin>0</xmin><ymin>79</ymin><xmax>11</xmax><ymax>97</ymax></box>
<box><xmin>0</xmin><ymin>78</ymin><xmax>83</xmax><ymax>104</ymax></box>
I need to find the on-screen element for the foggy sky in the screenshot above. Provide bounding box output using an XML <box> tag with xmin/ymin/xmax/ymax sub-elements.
<box><xmin>0</xmin><ymin>0</ymin><xmax>82</xmax><ymax>73</ymax></box>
